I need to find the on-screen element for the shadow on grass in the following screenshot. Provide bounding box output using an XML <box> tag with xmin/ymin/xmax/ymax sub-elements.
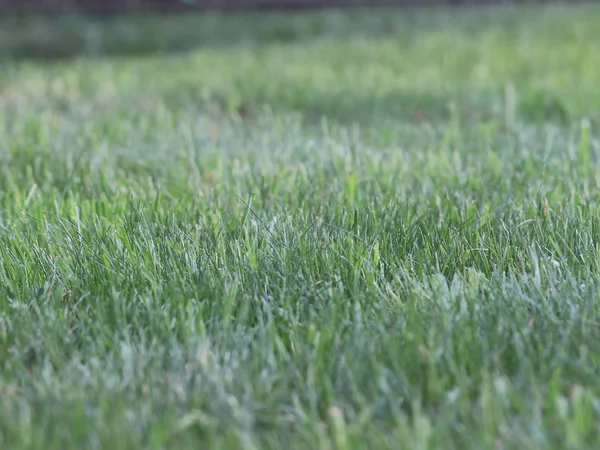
<box><xmin>0</xmin><ymin>6</ymin><xmax>524</xmax><ymax>61</ymax></box>
<box><xmin>0</xmin><ymin>8</ymin><xmax>407</xmax><ymax>60</ymax></box>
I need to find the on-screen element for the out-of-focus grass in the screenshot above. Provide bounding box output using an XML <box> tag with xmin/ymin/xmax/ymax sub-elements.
<box><xmin>1</xmin><ymin>5</ymin><xmax>600</xmax><ymax>449</ymax></box>
<box><xmin>1</xmin><ymin>5</ymin><xmax>599</xmax><ymax>124</ymax></box>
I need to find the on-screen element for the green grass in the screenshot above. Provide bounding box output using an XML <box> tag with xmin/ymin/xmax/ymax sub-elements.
<box><xmin>2</xmin><ymin>4</ymin><xmax>600</xmax><ymax>449</ymax></box>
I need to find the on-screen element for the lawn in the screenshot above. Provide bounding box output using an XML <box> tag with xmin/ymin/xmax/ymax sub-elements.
<box><xmin>1</xmin><ymin>4</ymin><xmax>600</xmax><ymax>449</ymax></box>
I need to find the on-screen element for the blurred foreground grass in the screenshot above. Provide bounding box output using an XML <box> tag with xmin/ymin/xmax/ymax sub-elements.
<box><xmin>1</xmin><ymin>5</ymin><xmax>600</xmax><ymax>449</ymax></box>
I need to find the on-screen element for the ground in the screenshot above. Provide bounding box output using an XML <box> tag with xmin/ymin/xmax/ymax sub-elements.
<box><xmin>1</xmin><ymin>4</ymin><xmax>600</xmax><ymax>449</ymax></box>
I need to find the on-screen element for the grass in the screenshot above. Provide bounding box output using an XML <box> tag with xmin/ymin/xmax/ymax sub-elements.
<box><xmin>2</xmin><ymin>4</ymin><xmax>600</xmax><ymax>449</ymax></box>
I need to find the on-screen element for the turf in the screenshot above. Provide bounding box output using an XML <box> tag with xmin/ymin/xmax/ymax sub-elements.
<box><xmin>1</xmin><ymin>4</ymin><xmax>600</xmax><ymax>449</ymax></box>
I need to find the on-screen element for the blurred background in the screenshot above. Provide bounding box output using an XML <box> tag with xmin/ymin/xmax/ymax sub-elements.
<box><xmin>0</xmin><ymin>0</ymin><xmax>586</xmax><ymax>61</ymax></box>
<box><xmin>0</xmin><ymin>0</ymin><xmax>584</xmax><ymax>12</ymax></box>
<box><xmin>0</xmin><ymin>0</ymin><xmax>595</xmax><ymax>126</ymax></box>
